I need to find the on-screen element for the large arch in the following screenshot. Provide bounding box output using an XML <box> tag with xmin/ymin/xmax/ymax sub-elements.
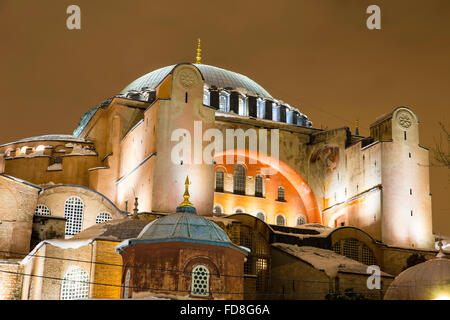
<box><xmin>214</xmin><ymin>149</ymin><xmax>322</xmax><ymax>224</ymax></box>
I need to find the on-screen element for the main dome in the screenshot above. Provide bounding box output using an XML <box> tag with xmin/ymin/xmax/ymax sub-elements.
<box><xmin>120</xmin><ymin>64</ymin><xmax>273</xmax><ymax>99</ymax></box>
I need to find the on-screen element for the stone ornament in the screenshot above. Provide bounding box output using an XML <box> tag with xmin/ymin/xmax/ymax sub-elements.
<box><xmin>396</xmin><ymin>110</ymin><xmax>413</xmax><ymax>129</ymax></box>
<box><xmin>177</xmin><ymin>68</ymin><xmax>198</xmax><ymax>89</ymax></box>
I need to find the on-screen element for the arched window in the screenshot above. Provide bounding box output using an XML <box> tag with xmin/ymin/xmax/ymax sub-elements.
<box><xmin>123</xmin><ymin>269</ymin><xmax>131</xmax><ymax>299</ymax></box>
<box><xmin>233</xmin><ymin>165</ymin><xmax>246</xmax><ymax>195</ymax></box>
<box><xmin>191</xmin><ymin>265</ymin><xmax>210</xmax><ymax>297</ymax></box>
<box><xmin>256</xmin><ymin>212</ymin><xmax>265</xmax><ymax>222</ymax></box>
<box><xmin>257</xmin><ymin>98</ymin><xmax>266</xmax><ymax>118</ymax></box>
<box><xmin>277</xmin><ymin>186</ymin><xmax>285</xmax><ymax>201</ymax></box>
<box><xmin>234</xmin><ymin>207</ymin><xmax>245</xmax><ymax>214</ymax></box>
<box><xmin>34</xmin><ymin>204</ymin><xmax>50</xmax><ymax>216</ymax></box>
<box><xmin>238</xmin><ymin>96</ymin><xmax>247</xmax><ymax>116</ymax></box>
<box><xmin>332</xmin><ymin>238</ymin><xmax>377</xmax><ymax>266</ymax></box>
<box><xmin>213</xmin><ymin>205</ymin><xmax>223</xmax><ymax>215</ymax></box>
<box><xmin>255</xmin><ymin>175</ymin><xmax>263</xmax><ymax>197</ymax></box>
<box><xmin>215</xmin><ymin>170</ymin><xmax>224</xmax><ymax>192</ymax></box>
<box><xmin>286</xmin><ymin>109</ymin><xmax>294</xmax><ymax>124</ymax></box>
<box><xmin>272</xmin><ymin>104</ymin><xmax>280</xmax><ymax>121</ymax></box>
<box><xmin>64</xmin><ymin>196</ymin><xmax>84</xmax><ymax>236</ymax></box>
<box><xmin>203</xmin><ymin>87</ymin><xmax>210</xmax><ymax>106</ymax></box>
<box><xmin>60</xmin><ymin>266</ymin><xmax>89</xmax><ymax>300</ymax></box>
<box><xmin>276</xmin><ymin>214</ymin><xmax>285</xmax><ymax>226</ymax></box>
<box><xmin>219</xmin><ymin>92</ymin><xmax>229</xmax><ymax>112</ymax></box>
<box><xmin>95</xmin><ymin>212</ymin><xmax>112</xmax><ymax>224</ymax></box>
<box><xmin>296</xmin><ymin>215</ymin><xmax>307</xmax><ymax>226</ymax></box>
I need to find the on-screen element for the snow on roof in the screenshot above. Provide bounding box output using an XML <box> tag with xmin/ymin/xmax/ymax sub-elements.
<box><xmin>272</xmin><ymin>243</ymin><xmax>392</xmax><ymax>278</ymax></box>
<box><xmin>0</xmin><ymin>134</ymin><xmax>92</xmax><ymax>147</ymax></box>
<box><xmin>206</xmin><ymin>216</ymin><xmax>239</xmax><ymax>227</ymax></box>
<box><xmin>21</xmin><ymin>239</ymin><xmax>95</xmax><ymax>264</ymax></box>
<box><xmin>65</xmin><ymin>143</ymin><xmax>97</xmax><ymax>156</ymax></box>
<box><xmin>294</xmin><ymin>223</ymin><xmax>334</xmax><ymax>235</ymax></box>
<box><xmin>272</xmin><ymin>224</ymin><xmax>335</xmax><ymax>240</ymax></box>
<box><xmin>71</xmin><ymin>218</ymin><xmax>149</xmax><ymax>242</ymax></box>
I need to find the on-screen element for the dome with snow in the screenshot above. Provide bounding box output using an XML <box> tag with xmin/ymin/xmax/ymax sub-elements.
<box><xmin>120</xmin><ymin>64</ymin><xmax>273</xmax><ymax>99</ymax></box>
<box><xmin>384</xmin><ymin>254</ymin><xmax>450</xmax><ymax>300</ymax></box>
<box><xmin>115</xmin><ymin>206</ymin><xmax>249</xmax><ymax>255</ymax></box>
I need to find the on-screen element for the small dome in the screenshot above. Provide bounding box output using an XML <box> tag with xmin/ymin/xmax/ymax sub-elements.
<box><xmin>120</xmin><ymin>63</ymin><xmax>273</xmax><ymax>99</ymax></box>
<box><xmin>384</xmin><ymin>257</ymin><xmax>450</xmax><ymax>300</ymax></box>
<box><xmin>137</xmin><ymin>211</ymin><xmax>231</xmax><ymax>243</ymax></box>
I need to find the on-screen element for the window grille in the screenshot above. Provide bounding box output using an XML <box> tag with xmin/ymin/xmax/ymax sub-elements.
<box><xmin>60</xmin><ymin>266</ymin><xmax>89</xmax><ymax>300</ymax></box>
<box><xmin>215</xmin><ymin>170</ymin><xmax>224</xmax><ymax>192</ymax></box>
<box><xmin>233</xmin><ymin>165</ymin><xmax>246</xmax><ymax>195</ymax></box>
<box><xmin>277</xmin><ymin>187</ymin><xmax>285</xmax><ymax>201</ymax></box>
<box><xmin>362</xmin><ymin>244</ymin><xmax>377</xmax><ymax>266</ymax></box>
<box><xmin>343</xmin><ymin>238</ymin><xmax>360</xmax><ymax>261</ymax></box>
<box><xmin>255</xmin><ymin>175</ymin><xmax>263</xmax><ymax>197</ymax></box>
<box><xmin>276</xmin><ymin>215</ymin><xmax>285</xmax><ymax>226</ymax></box>
<box><xmin>256</xmin><ymin>212</ymin><xmax>265</xmax><ymax>222</ymax></box>
<box><xmin>296</xmin><ymin>215</ymin><xmax>306</xmax><ymax>226</ymax></box>
<box><xmin>95</xmin><ymin>212</ymin><xmax>112</xmax><ymax>224</ymax></box>
<box><xmin>64</xmin><ymin>196</ymin><xmax>84</xmax><ymax>236</ymax></box>
<box><xmin>191</xmin><ymin>265</ymin><xmax>210</xmax><ymax>297</ymax></box>
<box><xmin>333</xmin><ymin>238</ymin><xmax>377</xmax><ymax>266</ymax></box>
<box><xmin>35</xmin><ymin>204</ymin><xmax>50</xmax><ymax>216</ymax></box>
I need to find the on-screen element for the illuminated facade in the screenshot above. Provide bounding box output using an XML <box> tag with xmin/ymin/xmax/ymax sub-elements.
<box><xmin>0</xmin><ymin>55</ymin><xmax>442</xmax><ymax>300</ymax></box>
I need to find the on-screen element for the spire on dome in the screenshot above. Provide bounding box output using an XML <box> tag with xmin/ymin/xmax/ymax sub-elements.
<box><xmin>195</xmin><ymin>38</ymin><xmax>202</xmax><ymax>64</ymax></box>
<box><xmin>355</xmin><ymin>118</ymin><xmax>360</xmax><ymax>136</ymax></box>
<box><xmin>178</xmin><ymin>176</ymin><xmax>194</xmax><ymax>208</ymax></box>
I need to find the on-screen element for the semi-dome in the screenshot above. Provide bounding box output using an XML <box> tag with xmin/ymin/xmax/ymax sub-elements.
<box><xmin>384</xmin><ymin>252</ymin><xmax>450</xmax><ymax>300</ymax></box>
<box><xmin>120</xmin><ymin>63</ymin><xmax>273</xmax><ymax>99</ymax></box>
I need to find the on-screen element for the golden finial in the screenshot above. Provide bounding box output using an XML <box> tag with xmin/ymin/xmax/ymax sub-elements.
<box><xmin>195</xmin><ymin>38</ymin><xmax>202</xmax><ymax>64</ymax></box>
<box><xmin>355</xmin><ymin>118</ymin><xmax>360</xmax><ymax>136</ymax></box>
<box><xmin>179</xmin><ymin>176</ymin><xmax>194</xmax><ymax>207</ymax></box>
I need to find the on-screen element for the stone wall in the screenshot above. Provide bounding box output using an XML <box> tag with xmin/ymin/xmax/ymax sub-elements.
<box><xmin>0</xmin><ymin>261</ymin><xmax>23</xmax><ymax>300</ymax></box>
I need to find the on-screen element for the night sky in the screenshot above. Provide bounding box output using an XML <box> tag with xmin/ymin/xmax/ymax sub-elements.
<box><xmin>0</xmin><ymin>0</ymin><xmax>448</xmax><ymax>236</ymax></box>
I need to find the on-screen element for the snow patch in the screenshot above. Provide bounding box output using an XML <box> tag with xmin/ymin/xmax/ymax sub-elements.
<box><xmin>47</xmin><ymin>163</ymin><xmax>62</xmax><ymax>171</ymax></box>
<box><xmin>21</xmin><ymin>239</ymin><xmax>94</xmax><ymax>265</ymax></box>
<box><xmin>272</xmin><ymin>243</ymin><xmax>387</xmax><ymax>278</ymax></box>
<box><xmin>68</xmin><ymin>144</ymin><xmax>97</xmax><ymax>156</ymax></box>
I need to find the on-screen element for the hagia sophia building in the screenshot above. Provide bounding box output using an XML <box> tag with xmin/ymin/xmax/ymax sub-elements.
<box><xmin>0</xmin><ymin>41</ymin><xmax>448</xmax><ymax>300</ymax></box>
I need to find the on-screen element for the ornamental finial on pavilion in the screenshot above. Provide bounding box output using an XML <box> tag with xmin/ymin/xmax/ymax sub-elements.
<box><xmin>195</xmin><ymin>38</ymin><xmax>202</xmax><ymax>64</ymax></box>
<box><xmin>179</xmin><ymin>176</ymin><xmax>194</xmax><ymax>207</ymax></box>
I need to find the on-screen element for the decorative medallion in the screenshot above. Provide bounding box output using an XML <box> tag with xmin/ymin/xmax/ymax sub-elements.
<box><xmin>397</xmin><ymin>110</ymin><xmax>413</xmax><ymax>129</ymax></box>
<box><xmin>178</xmin><ymin>68</ymin><xmax>197</xmax><ymax>88</ymax></box>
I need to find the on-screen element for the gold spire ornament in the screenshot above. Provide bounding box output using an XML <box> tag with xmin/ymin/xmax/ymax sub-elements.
<box><xmin>195</xmin><ymin>38</ymin><xmax>202</xmax><ymax>64</ymax></box>
<box><xmin>355</xmin><ymin>118</ymin><xmax>360</xmax><ymax>136</ymax></box>
<box><xmin>179</xmin><ymin>176</ymin><xmax>194</xmax><ymax>207</ymax></box>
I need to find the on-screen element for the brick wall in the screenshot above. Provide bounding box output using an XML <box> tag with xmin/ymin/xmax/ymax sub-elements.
<box><xmin>0</xmin><ymin>262</ymin><xmax>23</xmax><ymax>300</ymax></box>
